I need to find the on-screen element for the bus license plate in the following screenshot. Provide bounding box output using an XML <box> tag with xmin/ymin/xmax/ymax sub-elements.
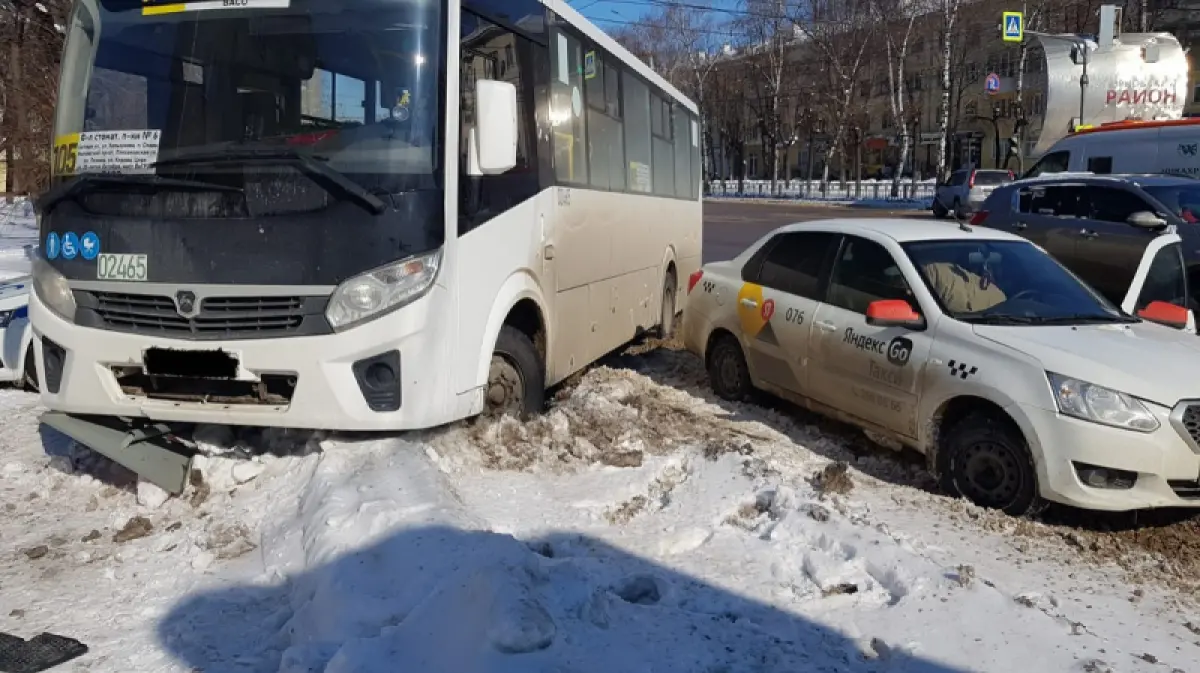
<box><xmin>97</xmin><ymin>253</ymin><xmax>148</xmax><ymax>281</ymax></box>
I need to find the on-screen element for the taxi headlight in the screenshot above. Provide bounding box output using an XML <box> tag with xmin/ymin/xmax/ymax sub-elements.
<box><xmin>32</xmin><ymin>256</ymin><xmax>76</xmax><ymax>322</ymax></box>
<box><xmin>1046</xmin><ymin>372</ymin><xmax>1159</xmax><ymax>433</ymax></box>
<box><xmin>325</xmin><ymin>249</ymin><xmax>441</xmax><ymax>331</ymax></box>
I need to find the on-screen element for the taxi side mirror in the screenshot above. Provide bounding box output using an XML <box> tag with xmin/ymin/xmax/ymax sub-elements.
<box><xmin>866</xmin><ymin>299</ymin><xmax>924</xmax><ymax>329</ymax></box>
<box><xmin>1137</xmin><ymin>300</ymin><xmax>1189</xmax><ymax>329</ymax></box>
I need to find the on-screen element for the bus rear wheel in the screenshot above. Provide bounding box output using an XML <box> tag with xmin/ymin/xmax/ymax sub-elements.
<box><xmin>659</xmin><ymin>272</ymin><xmax>677</xmax><ymax>340</ymax></box>
<box><xmin>485</xmin><ymin>325</ymin><xmax>545</xmax><ymax>420</ymax></box>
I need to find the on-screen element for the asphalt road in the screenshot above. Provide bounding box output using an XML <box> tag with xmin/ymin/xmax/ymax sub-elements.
<box><xmin>702</xmin><ymin>200</ymin><xmax>934</xmax><ymax>263</ymax></box>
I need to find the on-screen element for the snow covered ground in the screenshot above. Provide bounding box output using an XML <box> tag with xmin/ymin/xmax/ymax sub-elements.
<box><xmin>2</xmin><ymin>333</ymin><xmax>1199</xmax><ymax>673</ymax></box>
<box><xmin>0</xmin><ymin>198</ymin><xmax>37</xmax><ymax>280</ymax></box>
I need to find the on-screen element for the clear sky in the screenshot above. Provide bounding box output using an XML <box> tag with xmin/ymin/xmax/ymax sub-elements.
<box><xmin>572</xmin><ymin>0</ymin><xmax>742</xmax><ymax>35</ymax></box>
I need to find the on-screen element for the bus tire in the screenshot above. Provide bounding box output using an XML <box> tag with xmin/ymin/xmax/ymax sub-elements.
<box><xmin>659</xmin><ymin>271</ymin><xmax>677</xmax><ymax>340</ymax></box>
<box><xmin>485</xmin><ymin>325</ymin><xmax>545</xmax><ymax>420</ymax></box>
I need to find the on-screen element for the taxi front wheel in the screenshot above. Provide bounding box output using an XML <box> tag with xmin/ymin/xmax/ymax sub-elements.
<box><xmin>706</xmin><ymin>334</ymin><xmax>754</xmax><ymax>402</ymax></box>
<box><xmin>940</xmin><ymin>411</ymin><xmax>1047</xmax><ymax>518</ymax></box>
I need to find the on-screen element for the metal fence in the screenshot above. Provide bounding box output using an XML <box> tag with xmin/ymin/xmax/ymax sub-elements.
<box><xmin>707</xmin><ymin>179</ymin><xmax>937</xmax><ymax>202</ymax></box>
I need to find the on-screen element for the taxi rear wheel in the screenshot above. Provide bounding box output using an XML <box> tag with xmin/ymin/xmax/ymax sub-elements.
<box><xmin>940</xmin><ymin>412</ymin><xmax>1046</xmax><ymax>517</ymax></box>
<box><xmin>706</xmin><ymin>334</ymin><xmax>753</xmax><ymax>402</ymax></box>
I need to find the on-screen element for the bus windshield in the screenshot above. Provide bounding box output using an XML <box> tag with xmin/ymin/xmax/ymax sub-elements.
<box><xmin>53</xmin><ymin>0</ymin><xmax>444</xmax><ymax>197</ymax></box>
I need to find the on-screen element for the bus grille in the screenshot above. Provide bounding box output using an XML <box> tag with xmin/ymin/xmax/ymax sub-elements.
<box><xmin>75</xmin><ymin>290</ymin><xmax>330</xmax><ymax>339</ymax></box>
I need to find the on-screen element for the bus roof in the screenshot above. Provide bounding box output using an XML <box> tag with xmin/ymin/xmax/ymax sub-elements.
<box><xmin>1070</xmin><ymin>118</ymin><xmax>1200</xmax><ymax>137</ymax></box>
<box><xmin>542</xmin><ymin>0</ymin><xmax>699</xmax><ymax>115</ymax></box>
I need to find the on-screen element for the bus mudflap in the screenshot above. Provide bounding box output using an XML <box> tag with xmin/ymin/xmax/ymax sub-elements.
<box><xmin>38</xmin><ymin>412</ymin><xmax>194</xmax><ymax>495</ymax></box>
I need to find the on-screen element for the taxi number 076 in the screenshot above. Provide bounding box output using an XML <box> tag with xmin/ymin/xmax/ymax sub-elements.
<box><xmin>97</xmin><ymin>254</ymin><xmax>149</xmax><ymax>281</ymax></box>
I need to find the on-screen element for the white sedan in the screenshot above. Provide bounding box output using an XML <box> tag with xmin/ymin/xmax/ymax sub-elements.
<box><xmin>682</xmin><ymin>218</ymin><xmax>1200</xmax><ymax>515</ymax></box>
<box><xmin>0</xmin><ymin>275</ymin><xmax>37</xmax><ymax>389</ymax></box>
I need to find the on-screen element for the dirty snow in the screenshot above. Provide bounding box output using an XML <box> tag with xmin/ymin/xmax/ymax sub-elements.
<box><xmin>1</xmin><ymin>336</ymin><xmax>1199</xmax><ymax>673</ymax></box>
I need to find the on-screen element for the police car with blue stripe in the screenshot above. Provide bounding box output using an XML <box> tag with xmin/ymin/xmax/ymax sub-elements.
<box><xmin>0</xmin><ymin>275</ymin><xmax>37</xmax><ymax>389</ymax></box>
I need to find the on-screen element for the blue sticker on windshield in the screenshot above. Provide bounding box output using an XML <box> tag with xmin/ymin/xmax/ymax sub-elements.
<box><xmin>80</xmin><ymin>231</ymin><xmax>100</xmax><ymax>260</ymax></box>
<box><xmin>45</xmin><ymin>232</ymin><xmax>60</xmax><ymax>260</ymax></box>
<box><xmin>62</xmin><ymin>232</ymin><xmax>79</xmax><ymax>260</ymax></box>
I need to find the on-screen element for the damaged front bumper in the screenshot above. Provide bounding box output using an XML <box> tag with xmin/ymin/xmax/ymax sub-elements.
<box><xmin>39</xmin><ymin>412</ymin><xmax>195</xmax><ymax>495</ymax></box>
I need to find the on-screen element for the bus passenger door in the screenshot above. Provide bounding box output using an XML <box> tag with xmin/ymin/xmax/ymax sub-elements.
<box><xmin>455</xmin><ymin>9</ymin><xmax>558</xmax><ymax>391</ymax></box>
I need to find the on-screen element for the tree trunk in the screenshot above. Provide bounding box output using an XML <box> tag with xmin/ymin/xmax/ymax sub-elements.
<box><xmin>8</xmin><ymin>14</ymin><xmax>26</xmax><ymax>195</ymax></box>
<box><xmin>891</xmin><ymin>133</ymin><xmax>911</xmax><ymax>199</ymax></box>
<box><xmin>936</xmin><ymin>1</ymin><xmax>957</xmax><ymax>180</ymax></box>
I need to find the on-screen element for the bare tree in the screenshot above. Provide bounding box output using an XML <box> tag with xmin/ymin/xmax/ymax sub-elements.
<box><xmin>707</xmin><ymin>61</ymin><xmax>753</xmax><ymax>191</ymax></box>
<box><xmin>932</xmin><ymin>0</ymin><xmax>963</xmax><ymax>180</ymax></box>
<box><xmin>788</xmin><ymin>0</ymin><xmax>873</xmax><ymax>191</ymax></box>
<box><xmin>1</xmin><ymin>0</ymin><xmax>70</xmax><ymax>196</ymax></box>
<box><xmin>735</xmin><ymin>0</ymin><xmax>796</xmax><ymax>193</ymax></box>
<box><xmin>869</xmin><ymin>0</ymin><xmax>920</xmax><ymax>197</ymax></box>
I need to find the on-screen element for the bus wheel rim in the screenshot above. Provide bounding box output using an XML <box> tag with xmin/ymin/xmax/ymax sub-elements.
<box><xmin>486</xmin><ymin>354</ymin><xmax>524</xmax><ymax>414</ymax></box>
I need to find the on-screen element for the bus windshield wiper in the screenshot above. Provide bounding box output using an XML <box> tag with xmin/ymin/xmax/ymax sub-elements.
<box><xmin>151</xmin><ymin>148</ymin><xmax>387</xmax><ymax>215</ymax></box>
<box><xmin>34</xmin><ymin>173</ymin><xmax>242</xmax><ymax>216</ymax></box>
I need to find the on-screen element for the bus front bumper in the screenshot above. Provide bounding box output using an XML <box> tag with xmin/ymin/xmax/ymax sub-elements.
<box><xmin>29</xmin><ymin>288</ymin><xmax>461</xmax><ymax>432</ymax></box>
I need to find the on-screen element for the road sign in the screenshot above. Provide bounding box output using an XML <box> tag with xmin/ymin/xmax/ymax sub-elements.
<box><xmin>985</xmin><ymin>73</ymin><xmax>1001</xmax><ymax>95</ymax></box>
<box><xmin>1002</xmin><ymin>11</ymin><xmax>1023</xmax><ymax>42</ymax></box>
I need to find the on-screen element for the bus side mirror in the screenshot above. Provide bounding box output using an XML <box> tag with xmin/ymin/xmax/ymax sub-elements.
<box><xmin>475</xmin><ymin>79</ymin><xmax>518</xmax><ymax>175</ymax></box>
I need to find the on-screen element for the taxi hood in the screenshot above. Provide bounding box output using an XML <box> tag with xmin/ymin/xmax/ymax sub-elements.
<box><xmin>973</xmin><ymin>321</ymin><xmax>1200</xmax><ymax>407</ymax></box>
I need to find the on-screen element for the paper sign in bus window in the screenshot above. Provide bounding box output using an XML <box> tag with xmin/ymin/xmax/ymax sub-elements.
<box><xmin>73</xmin><ymin>130</ymin><xmax>162</xmax><ymax>175</ymax></box>
<box><xmin>557</xmin><ymin>34</ymin><xmax>570</xmax><ymax>85</ymax></box>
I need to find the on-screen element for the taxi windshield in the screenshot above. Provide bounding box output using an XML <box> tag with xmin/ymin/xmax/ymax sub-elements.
<box><xmin>902</xmin><ymin>239</ymin><xmax>1134</xmax><ymax>325</ymax></box>
<box><xmin>52</xmin><ymin>0</ymin><xmax>443</xmax><ymax>196</ymax></box>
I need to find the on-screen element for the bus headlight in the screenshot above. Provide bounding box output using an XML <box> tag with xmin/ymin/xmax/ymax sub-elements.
<box><xmin>32</xmin><ymin>256</ymin><xmax>76</xmax><ymax>322</ymax></box>
<box><xmin>325</xmin><ymin>249</ymin><xmax>441</xmax><ymax>331</ymax></box>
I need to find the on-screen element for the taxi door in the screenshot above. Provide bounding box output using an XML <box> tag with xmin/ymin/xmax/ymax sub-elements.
<box><xmin>1120</xmin><ymin>231</ymin><xmax>1195</xmax><ymax>331</ymax></box>
<box><xmin>736</xmin><ymin>231</ymin><xmax>839</xmax><ymax>396</ymax></box>
<box><xmin>806</xmin><ymin>235</ymin><xmax>934</xmax><ymax>439</ymax></box>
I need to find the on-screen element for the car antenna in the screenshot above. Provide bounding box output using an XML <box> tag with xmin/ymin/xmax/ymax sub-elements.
<box><xmin>954</xmin><ymin>209</ymin><xmax>972</xmax><ymax>232</ymax></box>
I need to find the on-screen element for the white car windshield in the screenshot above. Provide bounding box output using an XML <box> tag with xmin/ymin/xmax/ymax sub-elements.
<box><xmin>902</xmin><ymin>239</ymin><xmax>1136</xmax><ymax>326</ymax></box>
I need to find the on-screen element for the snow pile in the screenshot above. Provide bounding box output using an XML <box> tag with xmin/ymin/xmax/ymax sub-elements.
<box><xmin>0</xmin><ymin>198</ymin><xmax>37</xmax><ymax>279</ymax></box>
<box><xmin>2</xmin><ymin>343</ymin><xmax>1200</xmax><ymax>672</ymax></box>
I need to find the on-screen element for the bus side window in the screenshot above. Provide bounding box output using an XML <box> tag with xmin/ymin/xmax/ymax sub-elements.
<box><xmin>550</xmin><ymin>28</ymin><xmax>588</xmax><ymax>185</ymax></box>
<box><xmin>459</xmin><ymin>10</ymin><xmax>541</xmax><ymax>234</ymax></box>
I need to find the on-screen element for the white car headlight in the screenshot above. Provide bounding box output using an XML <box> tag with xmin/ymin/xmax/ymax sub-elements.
<box><xmin>1046</xmin><ymin>372</ymin><xmax>1160</xmax><ymax>433</ymax></box>
<box><xmin>31</xmin><ymin>256</ymin><xmax>76</xmax><ymax>322</ymax></box>
<box><xmin>325</xmin><ymin>249</ymin><xmax>441</xmax><ymax>331</ymax></box>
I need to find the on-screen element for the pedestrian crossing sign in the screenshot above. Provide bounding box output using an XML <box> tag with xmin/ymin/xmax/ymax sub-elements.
<box><xmin>1002</xmin><ymin>11</ymin><xmax>1024</xmax><ymax>42</ymax></box>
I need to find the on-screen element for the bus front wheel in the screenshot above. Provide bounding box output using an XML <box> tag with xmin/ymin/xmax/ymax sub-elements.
<box><xmin>485</xmin><ymin>325</ymin><xmax>546</xmax><ymax>420</ymax></box>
